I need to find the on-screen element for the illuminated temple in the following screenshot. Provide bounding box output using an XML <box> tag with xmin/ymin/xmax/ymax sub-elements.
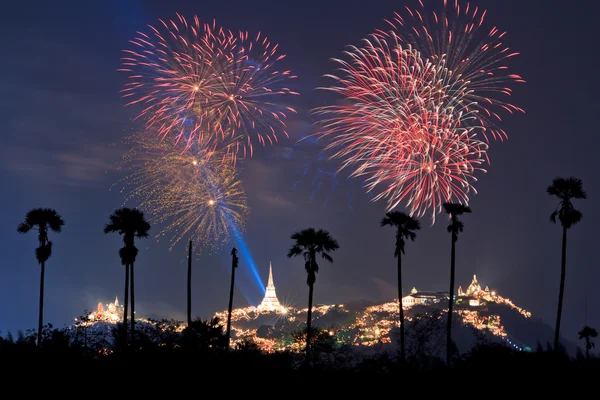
<box><xmin>256</xmin><ymin>263</ymin><xmax>286</xmax><ymax>314</ymax></box>
<box><xmin>88</xmin><ymin>296</ymin><xmax>124</xmax><ymax>323</ymax></box>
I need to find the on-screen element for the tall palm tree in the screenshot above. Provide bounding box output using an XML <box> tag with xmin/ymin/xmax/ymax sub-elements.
<box><xmin>381</xmin><ymin>211</ymin><xmax>420</xmax><ymax>362</ymax></box>
<box><xmin>104</xmin><ymin>208</ymin><xmax>150</xmax><ymax>348</ymax></box>
<box><xmin>18</xmin><ymin>208</ymin><xmax>65</xmax><ymax>346</ymax></box>
<box><xmin>578</xmin><ymin>326</ymin><xmax>597</xmax><ymax>359</ymax></box>
<box><xmin>443</xmin><ymin>202</ymin><xmax>471</xmax><ymax>366</ymax></box>
<box><xmin>226</xmin><ymin>247</ymin><xmax>239</xmax><ymax>349</ymax></box>
<box><xmin>287</xmin><ymin>228</ymin><xmax>339</xmax><ymax>359</ymax></box>
<box><xmin>548</xmin><ymin>176</ymin><xmax>586</xmax><ymax>352</ymax></box>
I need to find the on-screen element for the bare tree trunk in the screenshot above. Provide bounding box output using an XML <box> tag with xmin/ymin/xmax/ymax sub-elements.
<box><xmin>38</xmin><ymin>261</ymin><xmax>45</xmax><ymax>346</ymax></box>
<box><xmin>130</xmin><ymin>262</ymin><xmax>135</xmax><ymax>350</ymax></box>
<box><xmin>123</xmin><ymin>262</ymin><xmax>129</xmax><ymax>350</ymax></box>
<box><xmin>554</xmin><ymin>226</ymin><xmax>568</xmax><ymax>352</ymax></box>
<box><xmin>226</xmin><ymin>258</ymin><xmax>236</xmax><ymax>348</ymax></box>
<box><xmin>306</xmin><ymin>282</ymin><xmax>314</xmax><ymax>362</ymax></box>
<box><xmin>446</xmin><ymin>233</ymin><xmax>456</xmax><ymax>366</ymax></box>
<box><xmin>397</xmin><ymin>250</ymin><xmax>405</xmax><ymax>362</ymax></box>
<box><xmin>187</xmin><ymin>240</ymin><xmax>192</xmax><ymax>327</ymax></box>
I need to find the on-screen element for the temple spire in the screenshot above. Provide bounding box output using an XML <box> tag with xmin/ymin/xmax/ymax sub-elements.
<box><xmin>256</xmin><ymin>262</ymin><xmax>285</xmax><ymax>314</ymax></box>
<box><xmin>267</xmin><ymin>262</ymin><xmax>274</xmax><ymax>288</ymax></box>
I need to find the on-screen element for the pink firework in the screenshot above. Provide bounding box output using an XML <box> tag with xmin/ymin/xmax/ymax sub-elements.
<box><xmin>118</xmin><ymin>14</ymin><xmax>298</xmax><ymax>162</ymax></box>
<box><xmin>315</xmin><ymin>35</ymin><xmax>487</xmax><ymax>221</ymax></box>
<box><xmin>375</xmin><ymin>0</ymin><xmax>525</xmax><ymax>141</ymax></box>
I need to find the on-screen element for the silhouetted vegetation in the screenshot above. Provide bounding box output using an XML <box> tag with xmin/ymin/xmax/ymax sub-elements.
<box><xmin>226</xmin><ymin>247</ymin><xmax>239</xmax><ymax>348</ymax></box>
<box><xmin>381</xmin><ymin>210</ymin><xmax>420</xmax><ymax>362</ymax></box>
<box><xmin>104</xmin><ymin>207</ymin><xmax>150</xmax><ymax>349</ymax></box>
<box><xmin>578</xmin><ymin>326</ymin><xmax>597</xmax><ymax>359</ymax></box>
<box><xmin>17</xmin><ymin>208</ymin><xmax>65</xmax><ymax>346</ymax></box>
<box><xmin>443</xmin><ymin>202</ymin><xmax>471</xmax><ymax>366</ymax></box>
<box><xmin>0</xmin><ymin>318</ymin><xmax>597</xmax><ymax>380</ymax></box>
<box><xmin>287</xmin><ymin>228</ymin><xmax>339</xmax><ymax>360</ymax></box>
<box><xmin>547</xmin><ymin>176</ymin><xmax>586</xmax><ymax>352</ymax></box>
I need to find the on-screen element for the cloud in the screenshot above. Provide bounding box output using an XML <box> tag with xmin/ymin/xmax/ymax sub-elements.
<box><xmin>1</xmin><ymin>142</ymin><xmax>122</xmax><ymax>188</ymax></box>
<box><xmin>254</xmin><ymin>191</ymin><xmax>297</xmax><ymax>210</ymax></box>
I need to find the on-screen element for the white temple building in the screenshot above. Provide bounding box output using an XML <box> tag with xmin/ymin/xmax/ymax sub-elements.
<box><xmin>256</xmin><ymin>262</ymin><xmax>287</xmax><ymax>314</ymax></box>
<box><xmin>88</xmin><ymin>296</ymin><xmax>124</xmax><ymax>322</ymax></box>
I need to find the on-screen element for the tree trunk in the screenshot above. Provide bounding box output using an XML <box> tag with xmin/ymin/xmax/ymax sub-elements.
<box><xmin>586</xmin><ymin>342</ymin><xmax>590</xmax><ymax>359</ymax></box>
<box><xmin>306</xmin><ymin>281</ymin><xmax>314</xmax><ymax>361</ymax></box>
<box><xmin>554</xmin><ymin>226</ymin><xmax>568</xmax><ymax>352</ymax></box>
<box><xmin>226</xmin><ymin>259</ymin><xmax>236</xmax><ymax>349</ymax></box>
<box><xmin>446</xmin><ymin>233</ymin><xmax>456</xmax><ymax>367</ymax></box>
<box><xmin>38</xmin><ymin>260</ymin><xmax>45</xmax><ymax>346</ymax></box>
<box><xmin>130</xmin><ymin>262</ymin><xmax>135</xmax><ymax>350</ymax></box>
<box><xmin>187</xmin><ymin>240</ymin><xmax>192</xmax><ymax>327</ymax></box>
<box><xmin>397</xmin><ymin>250</ymin><xmax>405</xmax><ymax>362</ymax></box>
<box><xmin>123</xmin><ymin>262</ymin><xmax>129</xmax><ymax>349</ymax></box>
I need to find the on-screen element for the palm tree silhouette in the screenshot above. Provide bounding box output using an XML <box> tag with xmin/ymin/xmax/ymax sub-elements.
<box><xmin>547</xmin><ymin>176</ymin><xmax>586</xmax><ymax>352</ymax></box>
<box><xmin>226</xmin><ymin>247</ymin><xmax>239</xmax><ymax>349</ymax></box>
<box><xmin>104</xmin><ymin>208</ymin><xmax>150</xmax><ymax>348</ymax></box>
<box><xmin>578</xmin><ymin>326</ymin><xmax>597</xmax><ymax>359</ymax></box>
<box><xmin>381</xmin><ymin>211</ymin><xmax>420</xmax><ymax>362</ymax></box>
<box><xmin>443</xmin><ymin>202</ymin><xmax>471</xmax><ymax>366</ymax></box>
<box><xmin>287</xmin><ymin>228</ymin><xmax>339</xmax><ymax>360</ymax></box>
<box><xmin>17</xmin><ymin>208</ymin><xmax>65</xmax><ymax>346</ymax></box>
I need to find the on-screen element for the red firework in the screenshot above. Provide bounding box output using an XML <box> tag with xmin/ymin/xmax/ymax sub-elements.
<box><xmin>375</xmin><ymin>0</ymin><xmax>525</xmax><ymax>141</ymax></box>
<box><xmin>118</xmin><ymin>14</ymin><xmax>298</xmax><ymax>162</ymax></box>
<box><xmin>364</xmin><ymin>111</ymin><xmax>487</xmax><ymax>221</ymax></box>
<box><xmin>315</xmin><ymin>35</ymin><xmax>488</xmax><ymax>221</ymax></box>
<box><xmin>315</xmin><ymin>1</ymin><xmax>524</xmax><ymax>220</ymax></box>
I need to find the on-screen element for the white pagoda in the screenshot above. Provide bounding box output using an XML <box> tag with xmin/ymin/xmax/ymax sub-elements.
<box><xmin>256</xmin><ymin>262</ymin><xmax>286</xmax><ymax>314</ymax></box>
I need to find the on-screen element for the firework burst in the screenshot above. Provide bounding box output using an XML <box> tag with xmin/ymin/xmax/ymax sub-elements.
<box><xmin>315</xmin><ymin>37</ymin><xmax>486</xmax><ymax>220</ymax></box>
<box><xmin>314</xmin><ymin>1</ymin><xmax>523</xmax><ymax>221</ymax></box>
<box><xmin>375</xmin><ymin>0</ymin><xmax>525</xmax><ymax>141</ymax></box>
<box><xmin>118</xmin><ymin>132</ymin><xmax>249</xmax><ymax>254</ymax></box>
<box><xmin>118</xmin><ymin>14</ymin><xmax>298</xmax><ymax>163</ymax></box>
<box><xmin>362</xmin><ymin>110</ymin><xmax>488</xmax><ymax>221</ymax></box>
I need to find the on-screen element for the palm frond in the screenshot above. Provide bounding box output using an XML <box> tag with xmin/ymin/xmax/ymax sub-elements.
<box><xmin>17</xmin><ymin>222</ymin><xmax>31</xmax><ymax>234</ymax></box>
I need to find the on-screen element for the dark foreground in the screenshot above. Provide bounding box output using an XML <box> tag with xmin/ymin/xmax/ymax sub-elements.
<box><xmin>1</xmin><ymin>325</ymin><xmax>598</xmax><ymax>392</ymax></box>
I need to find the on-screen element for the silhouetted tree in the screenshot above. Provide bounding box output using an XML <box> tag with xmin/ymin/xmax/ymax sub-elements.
<box><xmin>443</xmin><ymin>202</ymin><xmax>471</xmax><ymax>366</ymax></box>
<box><xmin>104</xmin><ymin>208</ymin><xmax>150</xmax><ymax>348</ymax></box>
<box><xmin>404</xmin><ymin>311</ymin><xmax>446</xmax><ymax>367</ymax></box>
<box><xmin>547</xmin><ymin>177</ymin><xmax>586</xmax><ymax>352</ymax></box>
<box><xmin>226</xmin><ymin>247</ymin><xmax>239</xmax><ymax>349</ymax></box>
<box><xmin>17</xmin><ymin>208</ymin><xmax>65</xmax><ymax>346</ymax></box>
<box><xmin>182</xmin><ymin>317</ymin><xmax>226</xmax><ymax>351</ymax></box>
<box><xmin>381</xmin><ymin>211</ymin><xmax>420</xmax><ymax>363</ymax></box>
<box><xmin>578</xmin><ymin>326</ymin><xmax>597</xmax><ymax>359</ymax></box>
<box><xmin>292</xmin><ymin>326</ymin><xmax>337</xmax><ymax>357</ymax></box>
<box><xmin>287</xmin><ymin>228</ymin><xmax>339</xmax><ymax>360</ymax></box>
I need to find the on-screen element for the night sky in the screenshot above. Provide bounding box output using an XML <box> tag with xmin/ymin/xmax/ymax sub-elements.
<box><xmin>1</xmin><ymin>0</ymin><xmax>598</xmax><ymax>344</ymax></box>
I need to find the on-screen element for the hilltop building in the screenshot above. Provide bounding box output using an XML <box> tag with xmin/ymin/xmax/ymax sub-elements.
<box><xmin>458</xmin><ymin>275</ymin><xmax>498</xmax><ymax>306</ymax></box>
<box><xmin>402</xmin><ymin>287</ymin><xmax>448</xmax><ymax>307</ymax></box>
<box><xmin>88</xmin><ymin>296</ymin><xmax>124</xmax><ymax>323</ymax></box>
<box><xmin>256</xmin><ymin>262</ymin><xmax>287</xmax><ymax>314</ymax></box>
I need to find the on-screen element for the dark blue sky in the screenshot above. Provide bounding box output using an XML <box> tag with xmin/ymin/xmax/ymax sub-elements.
<box><xmin>1</xmin><ymin>0</ymin><xmax>598</xmax><ymax>345</ymax></box>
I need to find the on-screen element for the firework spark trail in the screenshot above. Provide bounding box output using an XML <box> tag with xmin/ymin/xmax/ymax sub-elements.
<box><xmin>118</xmin><ymin>14</ymin><xmax>298</xmax><ymax>163</ymax></box>
<box><xmin>375</xmin><ymin>0</ymin><xmax>525</xmax><ymax>141</ymax></box>
<box><xmin>118</xmin><ymin>132</ymin><xmax>249</xmax><ymax>254</ymax></box>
